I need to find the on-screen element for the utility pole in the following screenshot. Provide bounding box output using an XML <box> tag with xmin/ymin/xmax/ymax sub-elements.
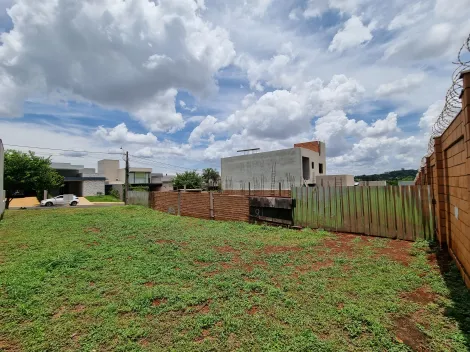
<box><xmin>125</xmin><ymin>151</ymin><xmax>129</xmax><ymax>205</ymax></box>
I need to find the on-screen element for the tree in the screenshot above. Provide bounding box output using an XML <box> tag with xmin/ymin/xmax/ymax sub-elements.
<box><xmin>172</xmin><ymin>171</ymin><xmax>203</xmax><ymax>190</ymax></box>
<box><xmin>2</xmin><ymin>150</ymin><xmax>64</xmax><ymax>212</ymax></box>
<box><xmin>202</xmin><ymin>168</ymin><xmax>220</xmax><ymax>189</ymax></box>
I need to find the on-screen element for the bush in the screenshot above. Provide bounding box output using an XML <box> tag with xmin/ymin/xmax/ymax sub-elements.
<box><xmin>109</xmin><ymin>189</ymin><xmax>120</xmax><ymax>199</ymax></box>
<box><xmin>130</xmin><ymin>186</ymin><xmax>149</xmax><ymax>192</ymax></box>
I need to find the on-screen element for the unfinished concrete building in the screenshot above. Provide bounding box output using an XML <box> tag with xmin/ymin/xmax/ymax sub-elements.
<box><xmin>221</xmin><ymin>142</ymin><xmax>326</xmax><ymax>191</ymax></box>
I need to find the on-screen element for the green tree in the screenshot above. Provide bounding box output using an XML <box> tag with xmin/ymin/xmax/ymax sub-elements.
<box><xmin>2</xmin><ymin>150</ymin><xmax>64</xmax><ymax>213</ymax></box>
<box><xmin>172</xmin><ymin>171</ymin><xmax>203</xmax><ymax>190</ymax></box>
<box><xmin>202</xmin><ymin>168</ymin><xmax>220</xmax><ymax>189</ymax></box>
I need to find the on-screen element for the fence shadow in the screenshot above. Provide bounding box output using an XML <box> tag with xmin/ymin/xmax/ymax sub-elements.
<box><xmin>434</xmin><ymin>245</ymin><xmax>470</xmax><ymax>349</ymax></box>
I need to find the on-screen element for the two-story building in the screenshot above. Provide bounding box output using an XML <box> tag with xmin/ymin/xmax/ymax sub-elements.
<box><xmin>97</xmin><ymin>159</ymin><xmax>175</xmax><ymax>195</ymax></box>
<box><xmin>221</xmin><ymin>141</ymin><xmax>327</xmax><ymax>191</ymax></box>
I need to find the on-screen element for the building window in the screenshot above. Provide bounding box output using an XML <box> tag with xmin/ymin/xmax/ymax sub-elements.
<box><xmin>319</xmin><ymin>163</ymin><xmax>324</xmax><ymax>174</ymax></box>
<box><xmin>302</xmin><ymin>157</ymin><xmax>310</xmax><ymax>180</ymax></box>
<box><xmin>311</xmin><ymin>162</ymin><xmax>315</xmax><ymax>169</ymax></box>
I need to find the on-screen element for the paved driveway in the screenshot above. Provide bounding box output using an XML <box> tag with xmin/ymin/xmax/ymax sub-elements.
<box><xmin>9</xmin><ymin>197</ymin><xmax>39</xmax><ymax>207</ymax></box>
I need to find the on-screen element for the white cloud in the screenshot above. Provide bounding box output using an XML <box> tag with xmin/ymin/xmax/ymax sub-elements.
<box><xmin>304</xmin><ymin>0</ymin><xmax>367</xmax><ymax>18</ymax></box>
<box><xmin>303</xmin><ymin>0</ymin><xmax>329</xmax><ymax>18</ymax></box>
<box><xmin>418</xmin><ymin>100</ymin><xmax>444</xmax><ymax>133</ymax></box>
<box><xmin>365</xmin><ymin>112</ymin><xmax>400</xmax><ymax>137</ymax></box>
<box><xmin>189</xmin><ymin>75</ymin><xmax>365</xmax><ymax>144</ymax></box>
<box><xmin>329</xmin><ymin>16</ymin><xmax>373</xmax><ymax>52</ymax></box>
<box><xmin>0</xmin><ymin>0</ymin><xmax>235</xmax><ymax>132</ymax></box>
<box><xmin>376</xmin><ymin>73</ymin><xmax>426</xmax><ymax>97</ymax></box>
<box><xmin>95</xmin><ymin>123</ymin><xmax>158</xmax><ymax>145</ymax></box>
<box><xmin>388</xmin><ymin>2</ymin><xmax>428</xmax><ymax>31</ymax></box>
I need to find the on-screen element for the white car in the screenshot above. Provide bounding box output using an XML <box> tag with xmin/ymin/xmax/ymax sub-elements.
<box><xmin>41</xmin><ymin>195</ymin><xmax>80</xmax><ymax>207</ymax></box>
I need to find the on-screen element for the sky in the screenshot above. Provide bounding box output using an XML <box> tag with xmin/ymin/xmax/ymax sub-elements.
<box><xmin>0</xmin><ymin>0</ymin><xmax>469</xmax><ymax>175</ymax></box>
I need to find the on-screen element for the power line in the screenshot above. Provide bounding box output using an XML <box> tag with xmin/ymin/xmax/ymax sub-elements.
<box><xmin>4</xmin><ymin>143</ymin><xmax>199</xmax><ymax>172</ymax></box>
<box><xmin>4</xmin><ymin>144</ymin><xmax>122</xmax><ymax>156</ymax></box>
<box><xmin>129</xmin><ymin>155</ymin><xmax>197</xmax><ymax>171</ymax></box>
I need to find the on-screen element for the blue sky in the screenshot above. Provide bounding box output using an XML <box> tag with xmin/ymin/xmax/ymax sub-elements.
<box><xmin>0</xmin><ymin>0</ymin><xmax>469</xmax><ymax>175</ymax></box>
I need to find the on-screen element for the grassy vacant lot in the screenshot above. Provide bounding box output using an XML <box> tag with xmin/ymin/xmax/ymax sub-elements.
<box><xmin>1</xmin><ymin>207</ymin><xmax>469</xmax><ymax>352</ymax></box>
<box><xmin>85</xmin><ymin>195</ymin><xmax>122</xmax><ymax>203</ymax></box>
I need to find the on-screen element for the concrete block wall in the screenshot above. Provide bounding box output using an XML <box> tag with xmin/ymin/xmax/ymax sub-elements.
<box><xmin>415</xmin><ymin>69</ymin><xmax>470</xmax><ymax>288</ymax></box>
<box><xmin>82</xmin><ymin>180</ymin><xmax>105</xmax><ymax>196</ymax></box>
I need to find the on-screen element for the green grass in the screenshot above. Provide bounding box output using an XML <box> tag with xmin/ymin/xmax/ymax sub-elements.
<box><xmin>85</xmin><ymin>195</ymin><xmax>122</xmax><ymax>203</ymax></box>
<box><xmin>0</xmin><ymin>207</ymin><xmax>469</xmax><ymax>351</ymax></box>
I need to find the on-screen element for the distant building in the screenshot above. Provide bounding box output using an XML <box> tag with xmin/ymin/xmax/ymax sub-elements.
<box><xmin>221</xmin><ymin>141</ymin><xmax>326</xmax><ymax>190</ymax></box>
<box><xmin>0</xmin><ymin>139</ymin><xmax>4</xmax><ymax>217</ymax></box>
<box><xmin>97</xmin><ymin>159</ymin><xmax>175</xmax><ymax>193</ymax></box>
<box><xmin>50</xmin><ymin>162</ymin><xmax>106</xmax><ymax>196</ymax></box>
<box><xmin>316</xmin><ymin>175</ymin><xmax>355</xmax><ymax>187</ymax></box>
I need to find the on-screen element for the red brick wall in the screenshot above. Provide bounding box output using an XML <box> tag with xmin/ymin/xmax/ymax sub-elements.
<box><xmin>151</xmin><ymin>192</ymin><xmax>178</xmax><ymax>214</ymax></box>
<box><xmin>150</xmin><ymin>192</ymin><xmax>250</xmax><ymax>222</ymax></box>
<box><xmin>415</xmin><ymin>70</ymin><xmax>470</xmax><ymax>287</ymax></box>
<box><xmin>180</xmin><ymin>193</ymin><xmax>211</xmax><ymax>220</ymax></box>
<box><xmin>213</xmin><ymin>194</ymin><xmax>250</xmax><ymax>222</ymax></box>
<box><xmin>294</xmin><ymin>141</ymin><xmax>320</xmax><ymax>153</ymax></box>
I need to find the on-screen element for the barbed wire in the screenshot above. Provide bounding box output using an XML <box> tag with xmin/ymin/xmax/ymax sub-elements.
<box><xmin>423</xmin><ymin>34</ymin><xmax>470</xmax><ymax>165</ymax></box>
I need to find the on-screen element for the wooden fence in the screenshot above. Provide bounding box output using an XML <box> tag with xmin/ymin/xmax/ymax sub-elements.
<box><xmin>292</xmin><ymin>186</ymin><xmax>435</xmax><ymax>241</ymax></box>
<box><xmin>128</xmin><ymin>191</ymin><xmax>150</xmax><ymax>207</ymax></box>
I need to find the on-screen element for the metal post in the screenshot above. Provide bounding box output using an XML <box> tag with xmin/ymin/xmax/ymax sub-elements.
<box><xmin>209</xmin><ymin>192</ymin><xmax>214</xmax><ymax>219</ymax></box>
<box><xmin>279</xmin><ymin>182</ymin><xmax>281</xmax><ymax>197</ymax></box>
<box><xmin>125</xmin><ymin>151</ymin><xmax>129</xmax><ymax>205</ymax></box>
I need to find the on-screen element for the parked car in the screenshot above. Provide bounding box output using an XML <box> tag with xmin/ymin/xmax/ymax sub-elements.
<box><xmin>40</xmin><ymin>195</ymin><xmax>80</xmax><ymax>207</ymax></box>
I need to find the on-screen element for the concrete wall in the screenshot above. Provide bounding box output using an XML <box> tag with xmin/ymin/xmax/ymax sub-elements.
<box><xmin>0</xmin><ymin>140</ymin><xmax>4</xmax><ymax>217</ymax></box>
<box><xmin>316</xmin><ymin>175</ymin><xmax>355</xmax><ymax>187</ymax></box>
<box><xmin>221</xmin><ymin>148</ymin><xmax>302</xmax><ymax>190</ymax></box>
<box><xmin>98</xmin><ymin>160</ymin><xmax>120</xmax><ymax>182</ymax></box>
<box><xmin>82</xmin><ymin>180</ymin><xmax>105</xmax><ymax>196</ymax></box>
<box><xmin>299</xmin><ymin>146</ymin><xmax>327</xmax><ymax>182</ymax></box>
<box><xmin>161</xmin><ymin>182</ymin><xmax>174</xmax><ymax>192</ymax></box>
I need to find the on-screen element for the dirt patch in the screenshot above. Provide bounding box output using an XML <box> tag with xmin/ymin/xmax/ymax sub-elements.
<box><xmin>260</xmin><ymin>245</ymin><xmax>302</xmax><ymax>254</ymax></box>
<box><xmin>53</xmin><ymin>306</ymin><xmax>66</xmax><ymax>319</ymax></box>
<box><xmin>194</xmin><ymin>260</ymin><xmax>211</xmax><ymax>267</ymax></box>
<box><xmin>294</xmin><ymin>259</ymin><xmax>334</xmax><ymax>275</ymax></box>
<box><xmin>190</xmin><ymin>299</ymin><xmax>212</xmax><ymax>314</ymax></box>
<box><xmin>0</xmin><ymin>336</ymin><xmax>21</xmax><ymax>351</ymax></box>
<box><xmin>85</xmin><ymin>241</ymin><xmax>100</xmax><ymax>247</ymax></box>
<box><xmin>195</xmin><ymin>329</ymin><xmax>214</xmax><ymax>343</ymax></box>
<box><xmin>248</xmin><ymin>306</ymin><xmax>258</xmax><ymax>315</ymax></box>
<box><xmin>394</xmin><ymin>316</ymin><xmax>430</xmax><ymax>351</ymax></box>
<box><xmin>155</xmin><ymin>239</ymin><xmax>174</xmax><ymax>244</ymax></box>
<box><xmin>214</xmin><ymin>245</ymin><xmax>240</xmax><ymax>254</ymax></box>
<box><xmin>152</xmin><ymin>298</ymin><xmax>168</xmax><ymax>307</ymax></box>
<box><xmin>401</xmin><ymin>287</ymin><xmax>436</xmax><ymax>305</ymax></box>
<box><xmin>320</xmin><ymin>234</ymin><xmax>357</xmax><ymax>256</ymax></box>
<box><xmin>242</xmin><ymin>260</ymin><xmax>267</xmax><ymax>272</ymax></box>
<box><xmin>139</xmin><ymin>338</ymin><xmax>149</xmax><ymax>346</ymax></box>
<box><xmin>144</xmin><ymin>282</ymin><xmax>155</xmax><ymax>287</ymax></box>
<box><xmin>337</xmin><ymin>302</ymin><xmax>344</xmax><ymax>310</ymax></box>
<box><xmin>89</xmin><ymin>281</ymin><xmax>95</xmax><ymax>287</ymax></box>
<box><xmin>127</xmin><ymin>236</ymin><xmax>136</xmax><ymax>240</ymax></box>
<box><xmin>85</xmin><ymin>227</ymin><xmax>101</xmax><ymax>233</ymax></box>
<box><xmin>72</xmin><ymin>304</ymin><xmax>86</xmax><ymax>313</ymax></box>
<box><xmin>373</xmin><ymin>240</ymin><xmax>413</xmax><ymax>265</ymax></box>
